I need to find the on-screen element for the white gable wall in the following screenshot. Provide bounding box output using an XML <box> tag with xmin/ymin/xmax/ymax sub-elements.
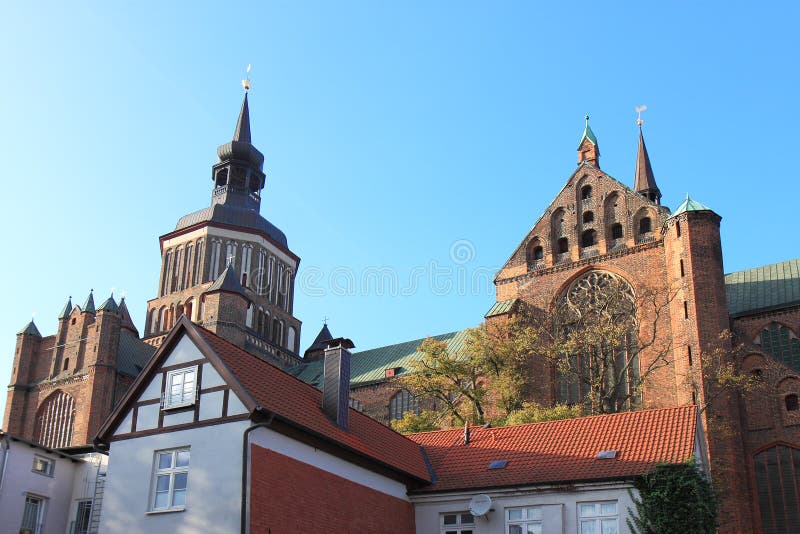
<box><xmin>100</xmin><ymin>420</ymin><xmax>250</xmax><ymax>534</ymax></box>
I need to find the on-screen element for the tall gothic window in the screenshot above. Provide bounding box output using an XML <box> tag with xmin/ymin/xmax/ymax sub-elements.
<box><xmin>554</xmin><ymin>271</ymin><xmax>640</xmax><ymax>413</ymax></box>
<box><xmin>161</xmin><ymin>250</ymin><xmax>173</xmax><ymax>296</ymax></box>
<box><xmin>754</xmin><ymin>444</ymin><xmax>800</xmax><ymax>533</ymax></box>
<box><xmin>210</xmin><ymin>240</ymin><xmax>222</xmax><ymax>280</ymax></box>
<box><xmin>193</xmin><ymin>239</ymin><xmax>204</xmax><ymax>284</ymax></box>
<box><xmin>35</xmin><ymin>391</ymin><xmax>76</xmax><ymax>449</ymax></box>
<box><xmin>757</xmin><ymin>323</ymin><xmax>800</xmax><ymax>372</ymax></box>
<box><xmin>389</xmin><ymin>390</ymin><xmax>419</xmax><ymax>420</ymax></box>
<box><xmin>183</xmin><ymin>244</ymin><xmax>193</xmax><ymax>288</ymax></box>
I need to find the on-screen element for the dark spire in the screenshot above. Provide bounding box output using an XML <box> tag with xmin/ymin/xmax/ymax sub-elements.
<box><xmin>206</xmin><ymin>264</ymin><xmax>249</xmax><ymax>300</ymax></box>
<box><xmin>98</xmin><ymin>293</ymin><xmax>119</xmax><ymax>313</ymax></box>
<box><xmin>18</xmin><ymin>319</ymin><xmax>41</xmax><ymax>337</ymax></box>
<box><xmin>82</xmin><ymin>290</ymin><xmax>96</xmax><ymax>315</ymax></box>
<box><xmin>58</xmin><ymin>296</ymin><xmax>73</xmax><ymax>320</ymax></box>
<box><xmin>233</xmin><ymin>92</ymin><xmax>251</xmax><ymax>143</ymax></box>
<box><xmin>118</xmin><ymin>297</ymin><xmax>138</xmax><ymax>334</ymax></box>
<box><xmin>634</xmin><ymin>125</ymin><xmax>661</xmax><ymax>204</ymax></box>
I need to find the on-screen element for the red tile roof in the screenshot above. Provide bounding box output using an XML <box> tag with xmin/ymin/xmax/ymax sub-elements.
<box><xmin>193</xmin><ymin>325</ymin><xmax>431</xmax><ymax>483</ymax></box>
<box><xmin>407</xmin><ymin>405</ymin><xmax>697</xmax><ymax>492</ymax></box>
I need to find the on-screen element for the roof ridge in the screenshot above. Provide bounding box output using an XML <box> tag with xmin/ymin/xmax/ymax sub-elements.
<box><xmin>407</xmin><ymin>405</ymin><xmax>696</xmax><ymax>437</ymax></box>
<box><xmin>355</xmin><ymin>330</ymin><xmax>465</xmax><ymax>354</ymax></box>
<box><xmin>725</xmin><ymin>257</ymin><xmax>800</xmax><ymax>277</ymax></box>
<box><xmin>193</xmin><ymin>323</ymin><xmax>428</xmax><ymax>448</ymax></box>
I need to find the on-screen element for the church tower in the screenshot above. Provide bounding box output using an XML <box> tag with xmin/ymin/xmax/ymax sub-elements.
<box><xmin>143</xmin><ymin>82</ymin><xmax>302</xmax><ymax>368</ymax></box>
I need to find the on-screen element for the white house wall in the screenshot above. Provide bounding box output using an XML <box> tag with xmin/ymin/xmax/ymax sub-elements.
<box><xmin>0</xmin><ymin>439</ymin><xmax>79</xmax><ymax>534</ymax></box>
<box><xmin>249</xmin><ymin>426</ymin><xmax>410</xmax><ymax>501</ymax></box>
<box><xmin>411</xmin><ymin>482</ymin><xmax>637</xmax><ymax>534</ymax></box>
<box><xmin>100</xmin><ymin>420</ymin><xmax>250</xmax><ymax>534</ymax></box>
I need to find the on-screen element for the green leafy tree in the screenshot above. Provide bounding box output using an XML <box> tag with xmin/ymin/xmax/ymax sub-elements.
<box><xmin>390</xmin><ymin>410</ymin><xmax>440</xmax><ymax>434</ymax></box>
<box><xmin>504</xmin><ymin>402</ymin><xmax>583</xmax><ymax>426</ymax></box>
<box><xmin>626</xmin><ymin>462</ymin><xmax>718</xmax><ymax>534</ymax></box>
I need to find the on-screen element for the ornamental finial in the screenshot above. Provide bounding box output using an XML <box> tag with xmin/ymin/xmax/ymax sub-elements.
<box><xmin>636</xmin><ymin>105</ymin><xmax>647</xmax><ymax>127</ymax></box>
<box><xmin>241</xmin><ymin>64</ymin><xmax>252</xmax><ymax>92</ymax></box>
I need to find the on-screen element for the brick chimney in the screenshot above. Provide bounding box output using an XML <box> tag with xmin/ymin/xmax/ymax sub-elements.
<box><xmin>322</xmin><ymin>337</ymin><xmax>354</xmax><ymax>429</ymax></box>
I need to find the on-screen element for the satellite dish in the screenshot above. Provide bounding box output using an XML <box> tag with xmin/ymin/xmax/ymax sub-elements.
<box><xmin>469</xmin><ymin>494</ymin><xmax>492</xmax><ymax>517</ymax></box>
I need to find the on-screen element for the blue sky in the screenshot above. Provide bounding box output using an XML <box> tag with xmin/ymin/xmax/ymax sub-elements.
<box><xmin>1</xmin><ymin>1</ymin><xmax>798</xmax><ymax>419</ymax></box>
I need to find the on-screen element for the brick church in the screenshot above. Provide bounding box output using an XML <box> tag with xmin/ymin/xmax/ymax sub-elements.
<box><xmin>4</xmin><ymin>88</ymin><xmax>800</xmax><ymax>532</ymax></box>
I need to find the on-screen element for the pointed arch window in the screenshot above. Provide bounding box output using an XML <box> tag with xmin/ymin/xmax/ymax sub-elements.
<box><xmin>210</xmin><ymin>240</ymin><xmax>222</xmax><ymax>280</ymax></box>
<box><xmin>557</xmin><ymin>237</ymin><xmax>569</xmax><ymax>254</ymax></box>
<box><xmin>757</xmin><ymin>323</ymin><xmax>800</xmax><ymax>372</ymax></box>
<box><xmin>754</xmin><ymin>444</ymin><xmax>800</xmax><ymax>533</ymax></box>
<box><xmin>161</xmin><ymin>250</ymin><xmax>173</xmax><ymax>296</ymax></box>
<box><xmin>583</xmin><ymin>211</ymin><xmax>594</xmax><ymax>224</ymax></box>
<box><xmin>193</xmin><ymin>239</ymin><xmax>204</xmax><ymax>284</ymax></box>
<box><xmin>389</xmin><ymin>390</ymin><xmax>420</xmax><ymax>420</ymax></box>
<box><xmin>581</xmin><ymin>185</ymin><xmax>593</xmax><ymax>200</ymax></box>
<box><xmin>554</xmin><ymin>271</ymin><xmax>640</xmax><ymax>413</ymax></box>
<box><xmin>639</xmin><ymin>217</ymin><xmax>652</xmax><ymax>234</ymax></box>
<box><xmin>35</xmin><ymin>391</ymin><xmax>76</xmax><ymax>449</ymax></box>
<box><xmin>581</xmin><ymin>229</ymin><xmax>597</xmax><ymax>247</ymax></box>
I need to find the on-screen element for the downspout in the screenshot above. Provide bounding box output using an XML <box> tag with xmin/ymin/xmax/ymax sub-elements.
<box><xmin>241</xmin><ymin>411</ymin><xmax>275</xmax><ymax>534</ymax></box>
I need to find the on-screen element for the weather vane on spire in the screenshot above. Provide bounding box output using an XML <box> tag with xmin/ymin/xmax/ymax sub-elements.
<box><xmin>242</xmin><ymin>64</ymin><xmax>252</xmax><ymax>92</ymax></box>
<box><xmin>636</xmin><ymin>105</ymin><xmax>647</xmax><ymax>127</ymax></box>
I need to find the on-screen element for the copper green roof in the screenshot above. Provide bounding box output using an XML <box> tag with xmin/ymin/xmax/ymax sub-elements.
<box><xmin>485</xmin><ymin>298</ymin><xmax>519</xmax><ymax>318</ymax></box>
<box><xmin>290</xmin><ymin>329</ymin><xmax>472</xmax><ymax>388</ymax></box>
<box><xmin>58</xmin><ymin>297</ymin><xmax>73</xmax><ymax>320</ymax></box>
<box><xmin>726</xmin><ymin>259</ymin><xmax>800</xmax><ymax>318</ymax></box>
<box><xmin>82</xmin><ymin>290</ymin><xmax>95</xmax><ymax>315</ymax></box>
<box><xmin>18</xmin><ymin>320</ymin><xmax>41</xmax><ymax>337</ymax></box>
<box><xmin>670</xmin><ymin>195</ymin><xmax>713</xmax><ymax>218</ymax></box>
<box><xmin>98</xmin><ymin>294</ymin><xmax>118</xmax><ymax>312</ymax></box>
<box><xmin>578</xmin><ymin>116</ymin><xmax>598</xmax><ymax>147</ymax></box>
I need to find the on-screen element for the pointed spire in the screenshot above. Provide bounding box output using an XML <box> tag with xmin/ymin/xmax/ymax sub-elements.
<box><xmin>577</xmin><ymin>115</ymin><xmax>600</xmax><ymax>167</ymax></box>
<box><xmin>58</xmin><ymin>296</ymin><xmax>73</xmax><ymax>320</ymax></box>
<box><xmin>98</xmin><ymin>293</ymin><xmax>119</xmax><ymax>313</ymax></box>
<box><xmin>634</xmin><ymin>123</ymin><xmax>661</xmax><ymax>204</ymax></box>
<box><xmin>18</xmin><ymin>319</ymin><xmax>41</xmax><ymax>337</ymax></box>
<box><xmin>118</xmin><ymin>297</ymin><xmax>138</xmax><ymax>334</ymax></box>
<box><xmin>206</xmin><ymin>264</ymin><xmax>249</xmax><ymax>300</ymax></box>
<box><xmin>233</xmin><ymin>92</ymin><xmax>251</xmax><ymax>143</ymax></box>
<box><xmin>82</xmin><ymin>289</ymin><xmax>96</xmax><ymax>315</ymax></box>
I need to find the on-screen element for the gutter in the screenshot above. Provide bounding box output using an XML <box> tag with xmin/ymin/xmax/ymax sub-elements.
<box><xmin>241</xmin><ymin>410</ymin><xmax>275</xmax><ymax>534</ymax></box>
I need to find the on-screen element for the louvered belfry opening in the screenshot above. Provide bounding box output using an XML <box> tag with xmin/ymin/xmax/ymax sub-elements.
<box><xmin>34</xmin><ymin>390</ymin><xmax>76</xmax><ymax>448</ymax></box>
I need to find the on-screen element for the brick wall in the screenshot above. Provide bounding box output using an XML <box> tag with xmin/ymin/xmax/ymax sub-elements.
<box><xmin>249</xmin><ymin>445</ymin><xmax>415</xmax><ymax>534</ymax></box>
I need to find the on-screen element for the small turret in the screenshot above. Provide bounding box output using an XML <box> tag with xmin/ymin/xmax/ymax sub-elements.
<box><xmin>577</xmin><ymin>115</ymin><xmax>600</xmax><ymax>167</ymax></box>
<box><xmin>58</xmin><ymin>296</ymin><xmax>73</xmax><ymax>320</ymax></box>
<box><xmin>82</xmin><ymin>290</ymin><xmax>96</xmax><ymax>315</ymax></box>
<box><xmin>304</xmin><ymin>322</ymin><xmax>334</xmax><ymax>362</ymax></box>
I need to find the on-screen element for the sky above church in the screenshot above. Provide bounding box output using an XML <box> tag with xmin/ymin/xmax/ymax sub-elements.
<box><xmin>1</xmin><ymin>1</ymin><xmax>798</xmax><ymax>418</ymax></box>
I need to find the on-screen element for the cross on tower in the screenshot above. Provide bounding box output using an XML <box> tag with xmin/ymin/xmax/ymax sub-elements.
<box><xmin>323</xmin><ymin>316</ymin><xmax>329</xmax><ymax>325</ymax></box>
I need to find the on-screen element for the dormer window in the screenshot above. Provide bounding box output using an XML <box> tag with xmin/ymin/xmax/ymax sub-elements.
<box><xmin>163</xmin><ymin>367</ymin><xmax>198</xmax><ymax>409</ymax></box>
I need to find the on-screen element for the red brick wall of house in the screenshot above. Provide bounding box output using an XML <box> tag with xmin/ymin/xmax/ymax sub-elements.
<box><xmin>249</xmin><ymin>445</ymin><xmax>415</xmax><ymax>534</ymax></box>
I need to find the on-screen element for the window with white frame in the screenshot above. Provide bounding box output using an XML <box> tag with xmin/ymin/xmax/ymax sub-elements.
<box><xmin>21</xmin><ymin>494</ymin><xmax>46</xmax><ymax>534</ymax></box>
<box><xmin>441</xmin><ymin>512</ymin><xmax>475</xmax><ymax>534</ymax></box>
<box><xmin>507</xmin><ymin>506</ymin><xmax>543</xmax><ymax>534</ymax></box>
<box><xmin>151</xmin><ymin>448</ymin><xmax>190</xmax><ymax>511</ymax></box>
<box><xmin>31</xmin><ymin>455</ymin><xmax>54</xmax><ymax>476</ymax></box>
<box><xmin>578</xmin><ymin>501</ymin><xmax>618</xmax><ymax>534</ymax></box>
<box><xmin>162</xmin><ymin>367</ymin><xmax>197</xmax><ymax>409</ymax></box>
<box><xmin>74</xmin><ymin>500</ymin><xmax>92</xmax><ymax>534</ymax></box>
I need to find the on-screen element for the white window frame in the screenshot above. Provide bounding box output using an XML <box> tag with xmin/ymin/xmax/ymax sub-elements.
<box><xmin>578</xmin><ymin>500</ymin><xmax>618</xmax><ymax>534</ymax></box>
<box><xmin>31</xmin><ymin>455</ymin><xmax>54</xmax><ymax>477</ymax></box>
<box><xmin>73</xmin><ymin>499</ymin><xmax>92</xmax><ymax>534</ymax></box>
<box><xmin>162</xmin><ymin>366</ymin><xmax>198</xmax><ymax>410</ymax></box>
<box><xmin>506</xmin><ymin>506</ymin><xmax>543</xmax><ymax>534</ymax></box>
<box><xmin>441</xmin><ymin>511</ymin><xmax>475</xmax><ymax>534</ymax></box>
<box><xmin>21</xmin><ymin>494</ymin><xmax>47</xmax><ymax>534</ymax></box>
<box><xmin>150</xmin><ymin>448</ymin><xmax>190</xmax><ymax>512</ymax></box>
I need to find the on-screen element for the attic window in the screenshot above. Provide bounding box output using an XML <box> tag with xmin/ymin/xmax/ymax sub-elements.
<box><xmin>597</xmin><ymin>450</ymin><xmax>617</xmax><ymax>459</ymax></box>
<box><xmin>162</xmin><ymin>366</ymin><xmax>198</xmax><ymax>410</ymax></box>
<box><xmin>489</xmin><ymin>460</ymin><xmax>509</xmax><ymax>469</ymax></box>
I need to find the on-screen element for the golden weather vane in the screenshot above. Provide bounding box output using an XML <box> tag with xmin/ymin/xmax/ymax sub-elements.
<box><xmin>636</xmin><ymin>105</ymin><xmax>647</xmax><ymax>127</ymax></box>
<box><xmin>242</xmin><ymin>64</ymin><xmax>252</xmax><ymax>92</ymax></box>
